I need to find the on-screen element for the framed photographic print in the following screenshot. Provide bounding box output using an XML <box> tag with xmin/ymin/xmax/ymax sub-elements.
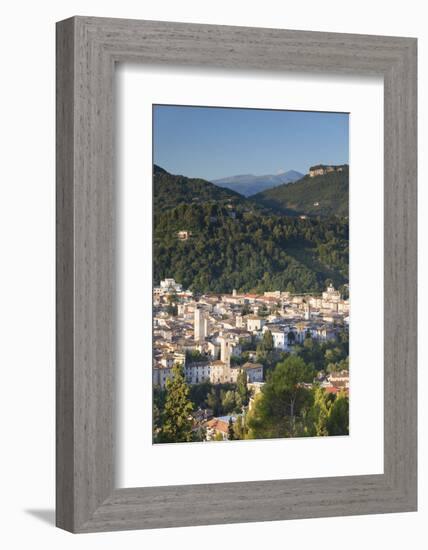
<box><xmin>56</xmin><ymin>17</ymin><xmax>417</xmax><ymax>532</ymax></box>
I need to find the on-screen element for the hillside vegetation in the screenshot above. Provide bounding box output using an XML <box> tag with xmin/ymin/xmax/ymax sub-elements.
<box><xmin>153</xmin><ymin>166</ymin><xmax>349</xmax><ymax>294</ymax></box>
<box><xmin>153</xmin><ymin>164</ymin><xmax>243</xmax><ymax>210</ymax></box>
<box><xmin>251</xmin><ymin>166</ymin><xmax>349</xmax><ymax>218</ymax></box>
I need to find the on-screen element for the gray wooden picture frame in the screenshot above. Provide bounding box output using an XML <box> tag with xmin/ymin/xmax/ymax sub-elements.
<box><xmin>56</xmin><ymin>16</ymin><xmax>417</xmax><ymax>533</ymax></box>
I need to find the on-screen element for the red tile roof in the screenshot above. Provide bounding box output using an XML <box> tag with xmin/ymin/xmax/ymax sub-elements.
<box><xmin>206</xmin><ymin>418</ymin><xmax>229</xmax><ymax>434</ymax></box>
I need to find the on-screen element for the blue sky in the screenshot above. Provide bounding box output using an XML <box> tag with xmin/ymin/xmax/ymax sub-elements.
<box><xmin>153</xmin><ymin>105</ymin><xmax>349</xmax><ymax>180</ymax></box>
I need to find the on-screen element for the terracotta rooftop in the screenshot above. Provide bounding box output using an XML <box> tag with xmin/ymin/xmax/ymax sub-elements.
<box><xmin>206</xmin><ymin>418</ymin><xmax>229</xmax><ymax>433</ymax></box>
<box><xmin>241</xmin><ymin>362</ymin><xmax>263</xmax><ymax>370</ymax></box>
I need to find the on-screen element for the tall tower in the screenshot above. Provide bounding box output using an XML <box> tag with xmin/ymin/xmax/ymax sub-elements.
<box><xmin>194</xmin><ymin>306</ymin><xmax>206</xmax><ymax>342</ymax></box>
<box><xmin>220</xmin><ymin>336</ymin><xmax>231</xmax><ymax>366</ymax></box>
<box><xmin>203</xmin><ymin>315</ymin><xmax>210</xmax><ymax>338</ymax></box>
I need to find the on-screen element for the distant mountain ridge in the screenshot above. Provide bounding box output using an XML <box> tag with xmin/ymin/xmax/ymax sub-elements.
<box><xmin>212</xmin><ymin>170</ymin><xmax>304</xmax><ymax>197</ymax></box>
<box><xmin>251</xmin><ymin>165</ymin><xmax>349</xmax><ymax>218</ymax></box>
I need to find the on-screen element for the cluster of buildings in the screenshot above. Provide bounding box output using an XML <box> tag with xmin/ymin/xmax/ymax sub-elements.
<box><xmin>205</xmin><ymin>415</ymin><xmax>237</xmax><ymax>441</ymax></box>
<box><xmin>187</xmin><ymin>362</ymin><xmax>350</xmax><ymax>441</ymax></box>
<box><xmin>308</xmin><ymin>164</ymin><xmax>346</xmax><ymax>178</ymax></box>
<box><xmin>319</xmin><ymin>369</ymin><xmax>350</xmax><ymax>396</ymax></box>
<box><xmin>152</xmin><ymin>278</ymin><xmax>349</xmax><ymax>390</ymax></box>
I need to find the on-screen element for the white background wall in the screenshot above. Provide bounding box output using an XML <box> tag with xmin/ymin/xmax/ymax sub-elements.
<box><xmin>0</xmin><ymin>1</ymin><xmax>425</xmax><ymax>548</ymax></box>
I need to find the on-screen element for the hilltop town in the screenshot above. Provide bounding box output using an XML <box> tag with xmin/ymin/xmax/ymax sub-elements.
<box><xmin>153</xmin><ymin>277</ymin><xmax>349</xmax><ymax>441</ymax></box>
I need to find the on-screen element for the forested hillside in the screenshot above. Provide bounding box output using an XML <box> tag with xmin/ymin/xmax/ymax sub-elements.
<box><xmin>153</xmin><ymin>167</ymin><xmax>349</xmax><ymax>294</ymax></box>
<box><xmin>153</xmin><ymin>164</ymin><xmax>243</xmax><ymax>210</ymax></box>
<box><xmin>252</xmin><ymin>165</ymin><xmax>349</xmax><ymax>218</ymax></box>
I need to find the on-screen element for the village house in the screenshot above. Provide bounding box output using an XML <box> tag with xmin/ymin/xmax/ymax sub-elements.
<box><xmin>246</xmin><ymin>315</ymin><xmax>266</xmax><ymax>333</ymax></box>
<box><xmin>210</xmin><ymin>360</ymin><xmax>231</xmax><ymax>384</ymax></box>
<box><xmin>206</xmin><ymin>416</ymin><xmax>236</xmax><ymax>441</ymax></box>
<box><xmin>222</xmin><ymin>294</ymin><xmax>245</xmax><ymax>305</ymax></box>
<box><xmin>192</xmin><ymin>408</ymin><xmax>213</xmax><ymax>423</ymax></box>
<box><xmin>153</xmin><ymin>277</ymin><xmax>184</xmax><ymax>296</ymax></box>
<box><xmin>152</xmin><ymin>365</ymin><xmax>174</xmax><ymax>388</ymax></box>
<box><xmin>177</xmin><ymin>230</ymin><xmax>191</xmax><ymax>241</ymax></box>
<box><xmin>240</xmin><ymin>362</ymin><xmax>264</xmax><ymax>383</ymax></box>
<box><xmin>309</xmin><ymin>165</ymin><xmax>326</xmax><ymax>177</ymax></box>
<box><xmin>269</xmin><ymin>326</ymin><xmax>290</xmax><ymax>350</ymax></box>
<box><xmin>263</xmin><ymin>290</ymin><xmax>281</xmax><ymax>299</ymax></box>
<box><xmin>328</xmin><ymin>370</ymin><xmax>350</xmax><ymax>388</ymax></box>
<box><xmin>293</xmin><ymin>322</ymin><xmax>310</xmax><ymax>344</ymax></box>
<box><xmin>184</xmin><ymin>361</ymin><xmax>211</xmax><ymax>384</ymax></box>
<box><xmin>309</xmin><ymin>164</ymin><xmax>346</xmax><ymax>178</ymax></box>
<box><xmin>240</xmin><ymin>293</ymin><xmax>261</xmax><ymax>304</ymax></box>
<box><xmin>161</xmin><ymin>277</ymin><xmax>182</xmax><ymax>292</ymax></box>
<box><xmin>160</xmin><ymin>355</ymin><xmax>175</xmax><ymax>369</ymax></box>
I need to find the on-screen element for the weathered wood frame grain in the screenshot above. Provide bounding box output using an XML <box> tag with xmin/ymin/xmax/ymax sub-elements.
<box><xmin>56</xmin><ymin>16</ymin><xmax>417</xmax><ymax>533</ymax></box>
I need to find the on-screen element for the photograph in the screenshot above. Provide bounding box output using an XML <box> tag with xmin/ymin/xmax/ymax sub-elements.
<box><xmin>152</xmin><ymin>105</ymin><xmax>350</xmax><ymax>444</ymax></box>
<box><xmin>0</xmin><ymin>2</ymin><xmax>419</xmax><ymax>543</ymax></box>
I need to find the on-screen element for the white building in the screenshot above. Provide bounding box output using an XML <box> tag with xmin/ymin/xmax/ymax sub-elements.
<box><xmin>177</xmin><ymin>230</ymin><xmax>191</xmax><ymax>241</ymax></box>
<box><xmin>264</xmin><ymin>290</ymin><xmax>281</xmax><ymax>299</ymax></box>
<box><xmin>240</xmin><ymin>362</ymin><xmax>263</xmax><ymax>383</ymax></box>
<box><xmin>184</xmin><ymin>362</ymin><xmax>211</xmax><ymax>384</ymax></box>
<box><xmin>177</xmin><ymin>303</ymin><xmax>187</xmax><ymax>317</ymax></box>
<box><xmin>174</xmin><ymin>352</ymin><xmax>186</xmax><ymax>365</ymax></box>
<box><xmin>328</xmin><ymin>370</ymin><xmax>349</xmax><ymax>388</ymax></box>
<box><xmin>246</xmin><ymin>315</ymin><xmax>266</xmax><ymax>333</ymax></box>
<box><xmin>206</xmin><ymin>417</ymin><xmax>234</xmax><ymax>441</ymax></box>
<box><xmin>160</xmin><ymin>355</ymin><xmax>175</xmax><ymax>369</ymax></box>
<box><xmin>153</xmin><ymin>365</ymin><xmax>174</xmax><ymax>388</ymax></box>
<box><xmin>160</xmin><ymin>278</ymin><xmax>183</xmax><ymax>292</ymax></box>
<box><xmin>293</xmin><ymin>322</ymin><xmax>311</xmax><ymax>344</ymax></box>
<box><xmin>210</xmin><ymin>360</ymin><xmax>231</xmax><ymax>384</ymax></box>
<box><xmin>315</xmin><ymin>325</ymin><xmax>337</xmax><ymax>341</ymax></box>
<box><xmin>154</xmin><ymin>278</ymin><xmax>183</xmax><ymax>296</ymax></box>
<box><xmin>270</xmin><ymin>327</ymin><xmax>288</xmax><ymax>350</ymax></box>
<box><xmin>322</xmin><ymin>283</ymin><xmax>341</xmax><ymax>304</ymax></box>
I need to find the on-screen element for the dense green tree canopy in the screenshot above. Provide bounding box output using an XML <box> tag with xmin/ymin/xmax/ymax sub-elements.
<box><xmin>156</xmin><ymin>364</ymin><xmax>194</xmax><ymax>443</ymax></box>
<box><xmin>326</xmin><ymin>391</ymin><xmax>349</xmax><ymax>435</ymax></box>
<box><xmin>247</xmin><ymin>356</ymin><xmax>314</xmax><ymax>438</ymax></box>
<box><xmin>153</xmin><ymin>167</ymin><xmax>349</xmax><ymax>294</ymax></box>
<box><xmin>252</xmin><ymin>165</ymin><xmax>349</xmax><ymax>218</ymax></box>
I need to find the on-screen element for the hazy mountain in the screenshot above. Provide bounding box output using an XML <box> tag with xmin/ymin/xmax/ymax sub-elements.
<box><xmin>251</xmin><ymin>165</ymin><xmax>349</xmax><ymax>218</ymax></box>
<box><xmin>211</xmin><ymin>170</ymin><xmax>304</xmax><ymax>197</ymax></box>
